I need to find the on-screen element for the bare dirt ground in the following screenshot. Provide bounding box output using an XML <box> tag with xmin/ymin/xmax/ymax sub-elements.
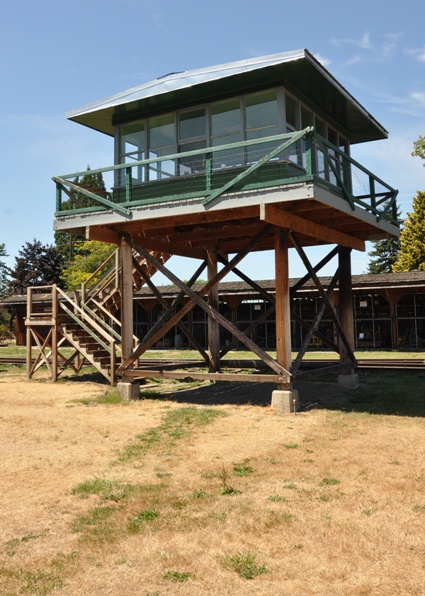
<box><xmin>1</xmin><ymin>369</ymin><xmax>425</xmax><ymax>595</ymax></box>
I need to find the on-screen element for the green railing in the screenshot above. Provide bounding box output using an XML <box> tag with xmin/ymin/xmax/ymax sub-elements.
<box><xmin>53</xmin><ymin>128</ymin><xmax>399</xmax><ymax>224</ymax></box>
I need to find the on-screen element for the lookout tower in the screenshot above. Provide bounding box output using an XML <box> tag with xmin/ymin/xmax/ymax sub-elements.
<box><xmin>30</xmin><ymin>50</ymin><xmax>399</xmax><ymax>407</ymax></box>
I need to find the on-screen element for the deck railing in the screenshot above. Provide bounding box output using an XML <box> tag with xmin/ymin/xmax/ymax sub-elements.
<box><xmin>54</xmin><ymin>128</ymin><xmax>399</xmax><ymax>224</ymax></box>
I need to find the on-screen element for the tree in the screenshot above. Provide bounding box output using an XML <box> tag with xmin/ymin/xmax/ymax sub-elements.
<box><xmin>366</xmin><ymin>205</ymin><xmax>402</xmax><ymax>274</ymax></box>
<box><xmin>412</xmin><ymin>135</ymin><xmax>425</xmax><ymax>163</ymax></box>
<box><xmin>367</xmin><ymin>237</ymin><xmax>401</xmax><ymax>274</ymax></box>
<box><xmin>61</xmin><ymin>240</ymin><xmax>116</xmax><ymax>290</ymax></box>
<box><xmin>55</xmin><ymin>166</ymin><xmax>107</xmax><ymax>263</ymax></box>
<box><xmin>8</xmin><ymin>239</ymin><xmax>65</xmax><ymax>295</ymax></box>
<box><xmin>392</xmin><ymin>191</ymin><xmax>425</xmax><ymax>272</ymax></box>
<box><xmin>0</xmin><ymin>243</ymin><xmax>9</xmax><ymax>298</ymax></box>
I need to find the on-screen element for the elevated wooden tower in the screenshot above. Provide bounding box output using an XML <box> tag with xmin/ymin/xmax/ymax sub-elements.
<box><xmin>27</xmin><ymin>50</ymin><xmax>399</xmax><ymax>406</ymax></box>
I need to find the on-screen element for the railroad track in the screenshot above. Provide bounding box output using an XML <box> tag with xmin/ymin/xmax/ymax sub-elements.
<box><xmin>1</xmin><ymin>357</ymin><xmax>424</xmax><ymax>372</ymax></box>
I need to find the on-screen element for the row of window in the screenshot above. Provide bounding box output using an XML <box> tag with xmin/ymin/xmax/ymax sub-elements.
<box><xmin>131</xmin><ymin>293</ymin><xmax>424</xmax><ymax>350</ymax></box>
<box><xmin>116</xmin><ymin>86</ymin><xmax>350</xmax><ymax>184</ymax></box>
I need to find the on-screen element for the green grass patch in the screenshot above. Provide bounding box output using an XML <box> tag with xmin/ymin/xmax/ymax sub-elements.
<box><xmin>70</xmin><ymin>478</ymin><xmax>136</xmax><ymax>502</ymax></box>
<box><xmin>116</xmin><ymin>406</ymin><xmax>227</xmax><ymax>464</ymax></box>
<box><xmin>127</xmin><ymin>509</ymin><xmax>159</xmax><ymax>533</ymax></box>
<box><xmin>222</xmin><ymin>551</ymin><xmax>269</xmax><ymax>580</ymax></box>
<box><xmin>163</xmin><ymin>570</ymin><xmax>195</xmax><ymax>582</ymax></box>
<box><xmin>233</xmin><ymin>459</ymin><xmax>255</xmax><ymax>477</ymax></box>
<box><xmin>0</xmin><ymin>567</ymin><xmax>63</xmax><ymax>595</ymax></box>
<box><xmin>320</xmin><ymin>478</ymin><xmax>340</xmax><ymax>486</ymax></box>
<box><xmin>71</xmin><ymin>506</ymin><xmax>117</xmax><ymax>533</ymax></box>
<box><xmin>96</xmin><ymin>390</ymin><xmax>124</xmax><ymax>404</ymax></box>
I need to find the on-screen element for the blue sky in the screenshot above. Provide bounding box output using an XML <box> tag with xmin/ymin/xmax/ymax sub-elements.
<box><xmin>1</xmin><ymin>0</ymin><xmax>425</xmax><ymax>282</ymax></box>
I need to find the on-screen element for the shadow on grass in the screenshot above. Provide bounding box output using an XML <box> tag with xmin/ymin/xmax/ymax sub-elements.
<box><xmin>61</xmin><ymin>368</ymin><xmax>425</xmax><ymax>417</ymax></box>
<box><xmin>141</xmin><ymin>372</ymin><xmax>425</xmax><ymax>417</ymax></box>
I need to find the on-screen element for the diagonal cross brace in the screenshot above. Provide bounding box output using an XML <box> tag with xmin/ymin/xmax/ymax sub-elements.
<box><xmin>291</xmin><ymin>250</ymin><xmax>350</xmax><ymax>377</ymax></box>
<box><xmin>53</xmin><ymin>177</ymin><xmax>132</xmax><ymax>218</ymax></box>
<box><xmin>119</xmin><ymin>225</ymin><xmax>273</xmax><ymax>369</ymax></box>
<box><xmin>127</xmin><ymin>240</ymin><xmax>288</xmax><ymax>377</ymax></box>
<box><xmin>202</xmin><ymin>127</ymin><xmax>312</xmax><ymax>206</ymax></box>
<box><xmin>289</xmin><ymin>230</ymin><xmax>357</xmax><ymax>364</ymax></box>
<box><xmin>132</xmin><ymin>256</ymin><xmax>211</xmax><ymax>366</ymax></box>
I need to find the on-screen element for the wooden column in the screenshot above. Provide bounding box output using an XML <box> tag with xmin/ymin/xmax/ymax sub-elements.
<box><xmin>383</xmin><ymin>289</ymin><xmax>405</xmax><ymax>349</ymax></box>
<box><xmin>207</xmin><ymin>247</ymin><xmax>220</xmax><ymax>372</ymax></box>
<box><xmin>275</xmin><ymin>229</ymin><xmax>291</xmax><ymax>389</ymax></box>
<box><xmin>120</xmin><ymin>237</ymin><xmax>134</xmax><ymax>365</ymax></box>
<box><xmin>338</xmin><ymin>247</ymin><xmax>355</xmax><ymax>373</ymax></box>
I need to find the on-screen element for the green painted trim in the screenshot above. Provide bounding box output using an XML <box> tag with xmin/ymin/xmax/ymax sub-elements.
<box><xmin>202</xmin><ymin>127</ymin><xmax>312</xmax><ymax>205</ymax></box>
<box><xmin>53</xmin><ymin>177</ymin><xmax>132</xmax><ymax>217</ymax></box>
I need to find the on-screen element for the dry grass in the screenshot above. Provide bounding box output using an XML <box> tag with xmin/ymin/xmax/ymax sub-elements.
<box><xmin>1</xmin><ymin>366</ymin><xmax>425</xmax><ymax>595</ymax></box>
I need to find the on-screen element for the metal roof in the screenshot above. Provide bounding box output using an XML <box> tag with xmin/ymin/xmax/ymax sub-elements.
<box><xmin>67</xmin><ymin>49</ymin><xmax>388</xmax><ymax>144</ymax></box>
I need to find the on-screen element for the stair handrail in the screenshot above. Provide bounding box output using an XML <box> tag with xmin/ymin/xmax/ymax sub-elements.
<box><xmin>80</xmin><ymin>301</ymin><xmax>121</xmax><ymax>343</ymax></box>
<box><xmin>56</xmin><ymin>286</ymin><xmax>117</xmax><ymax>348</ymax></box>
<box><xmin>88</xmin><ymin>298</ymin><xmax>139</xmax><ymax>347</ymax></box>
<box><xmin>81</xmin><ymin>249</ymin><xmax>119</xmax><ymax>304</ymax></box>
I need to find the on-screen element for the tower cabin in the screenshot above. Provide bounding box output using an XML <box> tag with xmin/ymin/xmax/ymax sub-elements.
<box><xmin>36</xmin><ymin>49</ymin><xmax>399</xmax><ymax>406</ymax></box>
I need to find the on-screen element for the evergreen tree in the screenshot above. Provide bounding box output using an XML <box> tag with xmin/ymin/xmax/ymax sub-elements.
<box><xmin>8</xmin><ymin>239</ymin><xmax>65</xmax><ymax>295</ymax></box>
<box><xmin>392</xmin><ymin>191</ymin><xmax>425</xmax><ymax>272</ymax></box>
<box><xmin>0</xmin><ymin>243</ymin><xmax>9</xmax><ymax>298</ymax></box>
<box><xmin>367</xmin><ymin>237</ymin><xmax>401</xmax><ymax>274</ymax></box>
<box><xmin>366</xmin><ymin>205</ymin><xmax>402</xmax><ymax>274</ymax></box>
<box><xmin>55</xmin><ymin>166</ymin><xmax>107</xmax><ymax>263</ymax></box>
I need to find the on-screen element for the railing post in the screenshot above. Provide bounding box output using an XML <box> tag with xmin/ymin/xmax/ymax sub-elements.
<box><xmin>369</xmin><ymin>177</ymin><xmax>376</xmax><ymax>213</ymax></box>
<box><xmin>125</xmin><ymin>167</ymin><xmax>132</xmax><ymax>203</ymax></box>
<box><xmin>205</xmin><ymin>154</ymin><xmax>212</xmax><ymax>191</ymax></box>
<box><xmin>305</xmin><ymin>133</ymin><xmax>313</xmax><ymax>176</ymax></box>
<box><xmin>56</xmin><ymin>182</ymin><xmax>62</xmax><ymax>213</ymax></box>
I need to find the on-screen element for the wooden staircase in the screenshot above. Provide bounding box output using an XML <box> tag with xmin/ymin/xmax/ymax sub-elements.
<box><xmin>26</xmin><ymin>248</ymin><xmax>171</xmax><ymax>384</ymax></box>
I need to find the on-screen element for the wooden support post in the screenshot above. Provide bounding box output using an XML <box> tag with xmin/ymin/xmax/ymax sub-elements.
<box><xmin>338</xmin><ymin>247</ymin><xmax>358</xmax><ymax>388</ymax></box>
<box><xmin>51</xmin><ymin>285</ymin><xmax>58</xmax><ymax>382</ymax></box>
<box><xmin>207</xmin><ymin>247</ymin><xmax>220</xmax><ymax>372</ymax></box>
<box><xmin>120</xmin><ymin>236</ymin><xmax>134</xmax><ymax>366</ymax></box>
<box><xmin>275</xmin><ymin>229</ymin><xmax>292</xmax><ymax>390</ymax></box>
<box><xmin>383</xmin><ymin>289</ymin><xmax>405</xmax><ymax>349</ymax></box>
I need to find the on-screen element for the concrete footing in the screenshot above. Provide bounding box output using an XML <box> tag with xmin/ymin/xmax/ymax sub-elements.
<box><xmin>338</xmin><ymin>374</ymin><xmax>359</xmax><ymax>389</ymax></box>
<box><xmin>271</xmin><ymin>389</ymin><xmax>299</xmax><ymax>413</ymax></box>
<box><xmin>117</xmin><ymin>381</ymin><xmax>140</xmax><ymax>401</ymax></box>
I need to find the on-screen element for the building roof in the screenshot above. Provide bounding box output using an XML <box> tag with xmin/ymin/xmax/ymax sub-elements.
<box><xmin>67</xmin><ymin>49</ymin><xmax>387</xmax><ymax>144</ymax></box>
<box><xmin>134</xmin><ymin>271</ymin><xmax>425</xmax><ymax>300</ymax></box>
<box><xmin>4</xmin><ymin>271</ymin><xmax>424</xmax><ymax>309</ymax></box>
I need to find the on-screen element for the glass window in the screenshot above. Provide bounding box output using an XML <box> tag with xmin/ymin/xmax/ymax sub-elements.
<box><xmin>301</xmin><ymin>107</ymin><xmax>313</xmax><ymax>129</ymax></box>
<box><xmin>148</xmin><ymin>113</ymin><xmax>176</xmax><ymax>180</ymax></box>
<box><xmin>179</xmin><ymin>108</ymin><xmax>206</xmax><ymax>142</ymax></box>
<box><xmin>178</xmin><ymin>109</ymin><xmax>206</xmax><ymax>175</ymax></box>
<box><xmin>211</xmin><ymin>98</ymin><xmax>241</xmax><ymax>139</ymax></box>
<box><xmin>119</xmin><ymin>121</ymin><xmax>146</xmax><ymax>183</ymax></box>
<box><xmin>245</xmin><ymin>90</ymin><xmax>278</xmax><ymax>139</ymax></box>
<box><xmin>210</xmin><ymin>99</ymin><xmax>242</xmax><ymax>169</ymax></box>
<box><xmin>285</xmin><ymin>94</ymin><xmax>298</xmax><ymax>131</ymax></box>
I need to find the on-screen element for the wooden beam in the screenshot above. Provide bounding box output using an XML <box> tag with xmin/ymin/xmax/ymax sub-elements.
<box><xmin>260</xmin><ymin>204</ymin><xmax>365</xmax><ymax>251</ymax></box>
<box><xmin>207</xmin><ymin>247</ymin><xmax>220</xmax><ymax>372</ymax></box>
<box><xmin>86</xmin><ymin>226</ymin><xmax>120</xmax><ymax>245</ymax></box>
<box><xmin>118</xmin><ymin>369</ymin><xmax>288</xmax><ymax>384</ymax></box>
<box><xmin>275</xmin><ymin>229</ymin><xmax>292</xmax><ymax>389</ymax></box>
<box><xmin>117</xmin><ymin>205</ymin><xmax>259</xmax><ymax>232</ymax></box>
